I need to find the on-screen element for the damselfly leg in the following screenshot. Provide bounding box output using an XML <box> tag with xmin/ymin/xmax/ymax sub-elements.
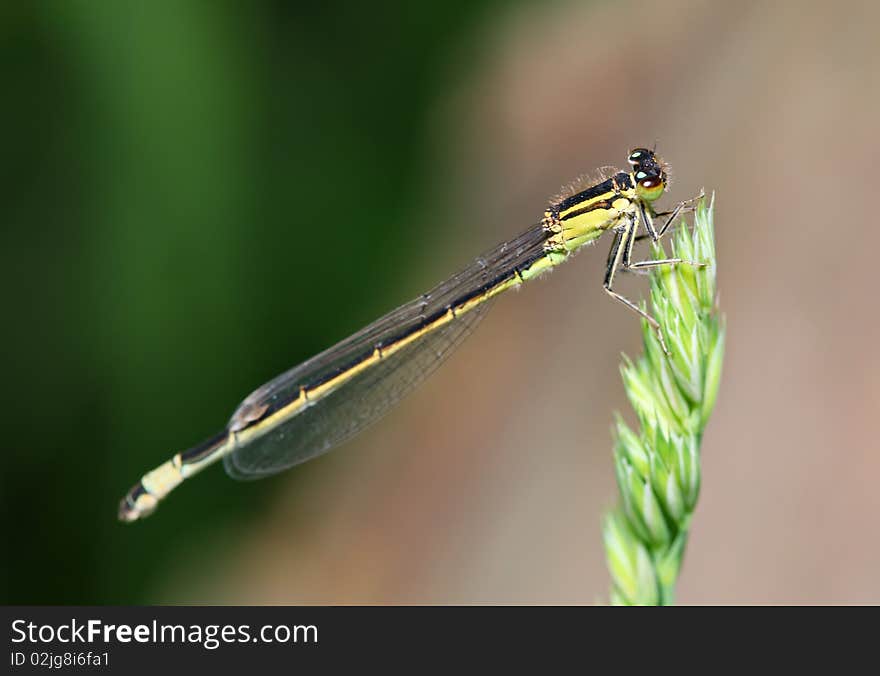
<box><xmin>634</xmin><ymin>189</ymin><xmax>705</xmax><ymax>243</ymax></box>
<box><xmin>603</xmin><ymin>192</ymin><xmax>706</xmax><ymax>354</ymax></box>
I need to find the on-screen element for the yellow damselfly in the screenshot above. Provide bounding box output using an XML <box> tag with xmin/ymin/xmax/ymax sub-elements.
<box><xmin>119</xmin><ymin>147</ymin><xmax>702</xmax><ymax>522</ymax></box>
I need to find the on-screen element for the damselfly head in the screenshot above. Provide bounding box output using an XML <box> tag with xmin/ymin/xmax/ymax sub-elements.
<box><xmin>628</xmin><ymin>147</ymin><xmax>668</xmax><ymax>202</ymax></box>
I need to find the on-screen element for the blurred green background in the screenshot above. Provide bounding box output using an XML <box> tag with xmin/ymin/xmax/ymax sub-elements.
<box><xmin>4</xmin><ymin>0</ymin><xmax>880</xmax><ymax>604</ymax></box>
<box><xmin>3</xmin><ymin>0</ymin><xmax>513</xmax><ymax>603</ymax></box>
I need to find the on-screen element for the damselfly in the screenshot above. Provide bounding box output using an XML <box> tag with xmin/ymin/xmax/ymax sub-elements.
<box><xmin>119</xmin><ymin>147</ymin><xmax>702</xmax><ymax>522</ymax></box>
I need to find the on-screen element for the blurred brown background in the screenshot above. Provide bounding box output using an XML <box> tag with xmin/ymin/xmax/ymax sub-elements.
<box><xmin>4</xmin><ymin>0</ymin><xmax>879</xmax><ymax>604</ymax></box>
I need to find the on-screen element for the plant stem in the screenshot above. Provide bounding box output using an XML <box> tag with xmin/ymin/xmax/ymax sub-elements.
<box><xmin>603</xmin><ymin>196</ymin><xmax>724</xmax><ymax>606</ymax></box>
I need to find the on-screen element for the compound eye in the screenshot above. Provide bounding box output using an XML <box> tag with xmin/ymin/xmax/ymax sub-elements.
<box><xmin>635</xmin><ymin>172</ymin><xmax>665</xmax><ymax>201</ymax></box>
<box><xmin>635</xmin><ymin>169</ymin><xmax>659</xmax><ymax>184</ymax></box>
<box><xmin>628</xmin><ymin>148</ymin><xmax>651</xmax><ymax>166</ymax></box>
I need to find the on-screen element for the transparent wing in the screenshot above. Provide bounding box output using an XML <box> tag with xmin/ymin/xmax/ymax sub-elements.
<box><xmin>223</xmin><ymin>302</ymin><xmax>491</xmax><ymax>479</ymax></box>
<box><xmin>223</xmin><ymin>223</ymin><xmax>548</xmax><ymax>480</ymax></box>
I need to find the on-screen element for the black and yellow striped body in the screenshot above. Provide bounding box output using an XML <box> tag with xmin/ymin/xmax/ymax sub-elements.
<box><xmin>119</xmin><ymin>150</ymin><xmax>665</xmax><ymax>522</ymax></box>
<box><xmin>542</xmin><ymin>171</ymin><xmax>637</xmax><ymax>254</ymax></box>
<box><xmin>225</xmin><ymin>174</ymin><xmax>639</xmax><ymax>450</ymax></box>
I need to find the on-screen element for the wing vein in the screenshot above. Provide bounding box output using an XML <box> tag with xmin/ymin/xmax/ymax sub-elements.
<box><xmin>224</xmin><ymin>223</ymin><xmax>549</xmax><ymax>479</ymax></box>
